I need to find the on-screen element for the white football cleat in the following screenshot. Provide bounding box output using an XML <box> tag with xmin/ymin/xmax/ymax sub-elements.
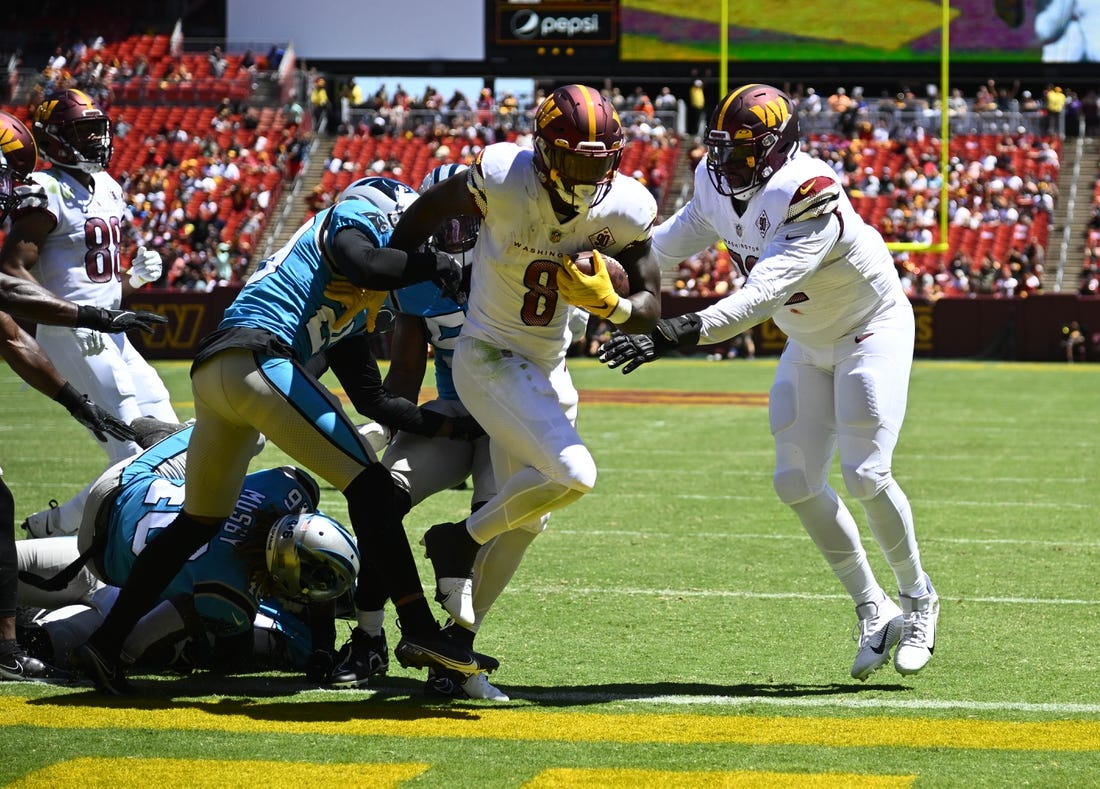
<box><xmin>850</xmin><ymin>597</ymin><xmax>904</xmax><ymax>680</ymax></box>
<box><xmin>426</xmin><ymin>668</ymin><xmax>510</xmax><ymax>701</ymax></box>
<box><xmin>895</xmin><ymin>580</ymin><xmax>939</xmax><ymax>676</ymax></box>
<box><xmin>21</xmin><ymin>500</ymin><xmax>66</xmax><ymax>539</ymax></box>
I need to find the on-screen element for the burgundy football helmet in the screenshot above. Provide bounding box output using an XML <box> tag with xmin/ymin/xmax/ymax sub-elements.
<box><xmin>0</xmin><ymin>111</ymin><xmax>38</xmax><ymax>220</ymax></box>
<box><xmin>533</xmin><ymin>84</ymin><xmax>624</xmax><ymax>209</ymax></box>
<box><xmin>705</xmin><ymin>83</ymin><xmax>800</xmax><ymax>199</ymax></box>
<box><xmin>32</xmin><ymin>88</ymin><xmax>113</xmax><ymax>174</ymax></box>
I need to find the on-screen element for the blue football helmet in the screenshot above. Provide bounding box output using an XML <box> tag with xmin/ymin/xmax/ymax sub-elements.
<box><xmin>265</xmin><ymin>511</ymin><xmax>360</xmax><ymax>603</ymax></box>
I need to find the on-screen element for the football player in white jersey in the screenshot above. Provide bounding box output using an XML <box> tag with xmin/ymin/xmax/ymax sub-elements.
<box><xmin>600</xmin><ymin>84</ymin><xmax>939</xmax><ymax>679</ymax></box>
<box><xmin>0</xmin><ymin>110</ymin><xmax>164</xmax><ymax>683</ymax></box>
<box><xmin>388</xmin><ymin>84</ymin><xmax>662</xmax><ymax>663</ymax></box>
<box><xmin>0</xmin><ymin>90</ymin><xmax>177</xmax><ymax>539</ymax></box>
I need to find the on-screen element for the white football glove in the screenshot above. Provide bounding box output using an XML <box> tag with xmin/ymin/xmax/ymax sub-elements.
<box><xmin>128</xmin><ymin>246</ymin><xmax>163</xmax><ymax>288</ymax></box>
<box><xmin>75</xmin><ymin>328</ymin><xmax>106</xmax><ymax>357</ymax></box>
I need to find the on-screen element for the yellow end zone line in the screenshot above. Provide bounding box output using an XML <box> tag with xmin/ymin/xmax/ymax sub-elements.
<box><xmin>2</xmin><ymin>698</ymin><xmax>1098</xmax><ymax>751</ymax></box>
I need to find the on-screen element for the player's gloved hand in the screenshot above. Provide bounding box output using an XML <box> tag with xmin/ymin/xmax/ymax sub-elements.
<box><xmin>75</xmin><ymin>304</ymin><xmax>168</xmax><ymax>334</ymax></box>
<box><xmin>75</xmin><ymin>327</ymin><xmax>106</xmax><ymax>356</ymax></box>
<box><xmin>598</xmin><ymin>313</ymin><xmax>703</xmax><ymax>374</ymax></box>
<box><xmin>304</xmin><ymin>648</ymin><xmax>338</xmax><ymax>684</ymax></box>
<box><xmin>448</xmin><ymin>415</ymin><xmax>485</xmax><ymax>442</ymax></box>
<box><xmin>432</xmin><ymin>250</ymin><xmax>466</xmax><ymax>306</ymax></box>
<box><xmin>53</xmin><ymin>383</ymin><xmax>137</xmax><ymax>442</ymax></box>
<box><xmin>128</xmin><ymin>245</ymin><xmax>163</xmax><ymax>288</ymax></box>
<box><xmin>557</xmin><ymin>251</ymin><xmax>619</xmax><ymax>319</ymax></box>
<box><xmin>13</xmin><ymin>182</ymin><xmax>47</xmax><ymax>212</ymax></box>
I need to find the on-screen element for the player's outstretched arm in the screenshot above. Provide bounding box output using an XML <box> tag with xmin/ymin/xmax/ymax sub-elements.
<box><xmin>598</xmin><ymin>313</ymin><xmax>702</xmax><ymax>374</ymax></box>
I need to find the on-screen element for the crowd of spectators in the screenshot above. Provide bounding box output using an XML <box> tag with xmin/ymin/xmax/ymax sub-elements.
<box><xmin>2</xmin><ymin>32</ymin><xmax>1093</xmax><ymax>301</ymax></box>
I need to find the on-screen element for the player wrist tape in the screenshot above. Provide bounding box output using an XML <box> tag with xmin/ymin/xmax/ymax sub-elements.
<box><xmin>53</xmin><ymin>382</ymin><xmax>86</xmax><ymax>412</ymax></box>
<box><xmin>607</xmin><ymin>296</ymin><xmax>633</xmax><ymax>324</ymax></box>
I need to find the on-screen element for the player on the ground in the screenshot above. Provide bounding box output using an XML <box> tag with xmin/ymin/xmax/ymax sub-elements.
<box><xmin>599</xmin><ymin>83</ymin><xmax>939</xmax><ymax>679</ymax></box>
<box><xmin>15</xmin><ymin>420</ymin><xmax>357</xmax><ymax>688</ymax></box>
<box><xmin>387</xmin><ymin>85</ymin><xmax>662</xmax><ymax>685</ymax></box>
<box><xmin>0</xmin><ymin>90</ymin><xmax>176</xmax><ymax>538</ymax></box>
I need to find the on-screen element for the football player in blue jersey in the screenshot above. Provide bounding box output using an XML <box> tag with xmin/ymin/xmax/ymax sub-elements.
<box><xmin>15</xmin><ymin>419</ymin><xmax>358</xmax><ymax>682</ymax></box>
<box><xmin>320</xmin><ymin>165</ymin><xmax>505</xmax><ymax>700</ymax></box>
<box><xmin>73</xmin><ymin>176</ymin><xmax>491</xmax><ymax>695</ymax></box>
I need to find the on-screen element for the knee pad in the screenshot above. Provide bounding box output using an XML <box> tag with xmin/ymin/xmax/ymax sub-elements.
<box><xmin>773</xmin><ymin>466</ymin><xmax>816</xmax><ymax>506</ymax></box>
<box><xmin>556</xmin><ymin>444</ymin><xmax>597</xmax><ymax>493</ymax></box>
<box><xmin>841</xmin><ymin>463</ymin><xmax>891</xmax><ymax>502</ymax></box>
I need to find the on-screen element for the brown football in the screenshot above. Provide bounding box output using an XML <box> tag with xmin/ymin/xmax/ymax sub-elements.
<box><xmin>570</xmin><ymin>250</ymin><xmax>631</xmax><ymax>298</ymax></box>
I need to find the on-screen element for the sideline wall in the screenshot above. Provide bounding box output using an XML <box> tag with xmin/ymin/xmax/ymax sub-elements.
<box><xmin>124</xmin><ymin>290</ymin><xmax>1100</xmax><ymax>362</ymax></box>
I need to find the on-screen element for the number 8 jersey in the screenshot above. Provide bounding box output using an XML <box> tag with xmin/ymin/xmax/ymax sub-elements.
<box><xmin>24</xmin><ymin>167</ymin><xmax>129</xmax><ymax>309</ymax></box>
<box><xmin>463</xmin><ymin>143</ymin><xmax>656</xmax><ymax>366</ymax></box>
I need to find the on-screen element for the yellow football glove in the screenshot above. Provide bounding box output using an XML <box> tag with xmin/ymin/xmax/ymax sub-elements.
<box><xmin>325</xmin><ymin>280</ymin><xmax>389</xmax><ymax>332</ymax></box>
<box><xmin>557</xmin><ymin>251</ymin><xmax>620</xmax><ymax>319</ymax></box>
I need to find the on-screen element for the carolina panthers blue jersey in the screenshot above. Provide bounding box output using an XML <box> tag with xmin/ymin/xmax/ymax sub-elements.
<box><xmin>104</xmin><ymin>426</ymin><xmax>320</xmax><ymax>636</ymax></box>
<box><xmin>389</xmin><ymin>281</ymin><xmax>466</xmax><ymax>401</ymax></box>
<box><xmin>219</xmin><ymin>200</ymin><xmax>394</xmax><ymax>361</ymax></box>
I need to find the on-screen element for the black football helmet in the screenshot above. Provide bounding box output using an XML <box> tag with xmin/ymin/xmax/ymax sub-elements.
<box><xmin>418</xmin><ymin>163</ymin><xmax>480</xmax><ymax>254</ymax></box>
<box><xmin>0</xmin><ymin>111</ymin><xmax>38</xmax><ymax>221</ymax></box>
<box><xmin>533</xmin><ymin>84</ymin><xmax>624</xmax><ymax>209</ymax></box>
<box><xmin>705</xmin><ymin>83</ymin><xmax>799</xmax><ymax>199</ymax></box>
<box><xmin>32</xmin><ymin>89</ymin><xmax>113</xmax><ymax>174</ymax></box>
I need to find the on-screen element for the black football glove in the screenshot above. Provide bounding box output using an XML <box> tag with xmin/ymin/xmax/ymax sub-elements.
<box><xmin>431</xmin><ymin>250</ymin><xmax>466</xmax><ymax>306</ymax></box>
<box><xmin>53</xmin><ymin>383</ymin><xmax>137</xmax><ymax>443</ymax></box>
<box><xmin>598</xmin><ymin>313</ymin><xmax>703</xmax><ymax>374</ymax></box>
<box><xmin>448</xmin><ymin>415</ymin><xmax>485</xmax><ymax>442</ymax></box>
<box><xmin>76</xmin><ymin>305</ymin><xmax>168</xmax><ymax>334</ymax></box>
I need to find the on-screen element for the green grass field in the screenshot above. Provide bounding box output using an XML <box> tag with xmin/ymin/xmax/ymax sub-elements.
<box><xmin>2</xmin><ymin>357</ymin><xmax>1099</xmax><ymax>787</ymax></box>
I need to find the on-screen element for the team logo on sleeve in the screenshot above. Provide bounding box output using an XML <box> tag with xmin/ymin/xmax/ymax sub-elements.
<box><xmin>588</xmin><ymin>226</ymin><xmax>615</xmax><ymax>248</ymax></box>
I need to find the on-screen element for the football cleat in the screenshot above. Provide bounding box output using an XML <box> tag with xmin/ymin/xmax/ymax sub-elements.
<box><xmin>426</xmin><ymin>667</ymin><xmax>510</xmax><ymax>702</ymax></box>
<box><xmin>394</xmin><ymin>627</ymin><xmax>494</xmax><ymax>676</ymax></box>
<box><xmin>850</xmin><ymin>597</ymin><xmax>904</xmax><ymax>680</ymax></box>
<box><xmin>326</xmin><ymin>627</ymin><xmax>389</xmax><ymax>688</ymax></box>
<box><xmin>420</xmin><ymin>522</ymin><xmax>479</xmax><ymax>627</ymax></box>
<box><xmin>0</xmin><ymin>638</ymin><xmax>71</xmax><ymax>683</ymax></box>
<box><xmin>895</xmin><ymin>579</ymin><xmax>939</xmax><ymax>676</ymax></box>
<box><xmin>21</xmin><ymin>499</ymin><xmax>65</xmax><ymax>538</ymax></box>
<box><xmin>71</xmin><ymin>641</ymin><xmax>135</xmax><ymax>696</ymax></box>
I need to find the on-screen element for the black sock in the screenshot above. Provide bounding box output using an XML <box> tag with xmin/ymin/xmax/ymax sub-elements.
<box><xmin>344</xmin><ymin>465</ymin><xmax>436</xmax><ymax>637</ymax></box>
<box><xmin>91</xmin><ymin>512</ymin><xmax>220</xmax><ymax>659</ymax></box>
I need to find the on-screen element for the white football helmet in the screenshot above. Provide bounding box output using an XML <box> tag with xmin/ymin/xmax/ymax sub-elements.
<box><xmin>265</xmin><ymin>511</ymin><xmax>359</xmax><ymax>603</ymax></box>
<box><xmin>338</xmin><ymin>176</ymin><xmax>418</xmax><ymax>229</ymax></box>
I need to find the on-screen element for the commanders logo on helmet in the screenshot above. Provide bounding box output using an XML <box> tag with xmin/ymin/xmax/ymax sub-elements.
<box><xmin>0</xmin><ymin>111</ymin><xmax>39</xmax><ymax>220</ymax></box>
<box><xmin>32</xmin><ymin>88</ymin><xmax>113</xmax><ymax>174</ymax></box>
<box><xmin>705</xmin><ymin>83</ymin><xmax>800</xmax><ymax>199</ymax></box>
<box><xmin>533</xmin><ymin>84</ymin><xmax>624</xmax><ymax>209</ymax></box>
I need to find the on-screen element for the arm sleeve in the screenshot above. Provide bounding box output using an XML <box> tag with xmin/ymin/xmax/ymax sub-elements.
<box><xmin>326</xmin><ymin>334</ymin><xmax>446</xmax><ymax>436</ymax></box>
<box><xmin>650</xmin><ymin>197</ymin><xmax>721</xmax><ymax>270</ymax></box>
<box><xmin>329</xmin><ymin>228</ymin><xmax>441</xmax><ymax>290</ymax></box>
<box><xmin>696</xmin><ymin>214</ymin><xmax>839</xmax><ymax>344</ymax></box>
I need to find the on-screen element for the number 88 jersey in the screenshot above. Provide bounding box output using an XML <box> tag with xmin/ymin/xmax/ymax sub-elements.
<box><xmin>23</xmin><ymin>167</ymin><xmax>128</xmax><ymax>309</ymax></box>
